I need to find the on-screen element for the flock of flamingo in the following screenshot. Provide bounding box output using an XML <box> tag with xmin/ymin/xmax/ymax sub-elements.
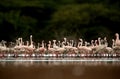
<box><xmin>0</xmin><ymin>33</ymin><xmax>120</xmax><ymax>58</ymax></box>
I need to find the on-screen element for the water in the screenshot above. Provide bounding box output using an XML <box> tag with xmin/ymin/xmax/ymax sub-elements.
<box><xmin>0</xmin><ymin>57</ymin><xmax>120</xmax><ymax>79</ymax></box>
<box><xmin>0</xmin><ymin>57</ymin><xmax>120</xmax><ymax>65</ymax></box>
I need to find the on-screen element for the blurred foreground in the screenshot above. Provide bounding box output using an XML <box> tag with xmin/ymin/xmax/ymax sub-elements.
<box><xmin>0</xmin><ymin>58</ymin><xmax>120</xmax><ymax>79</ymax></box>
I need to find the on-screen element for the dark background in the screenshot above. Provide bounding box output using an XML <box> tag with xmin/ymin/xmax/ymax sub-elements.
<box><xmin>0</xmin><ymin>0</ymin><xmax>120</xmax><ymax>43</ymax></box>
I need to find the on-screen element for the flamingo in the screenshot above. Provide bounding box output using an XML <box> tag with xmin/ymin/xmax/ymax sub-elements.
<box><xmin>64</xmin><ymin>37</ymin><xmax>67</xmax><ymax>44</ymax></box>
<box><xmin>77</xmin><ymin>39</ymin><xmax>92</xmax><ymax>56</ymax></box>
<box><xmin>52</xmin><ymin>40</ymin><xmax>66</xmax><ymax>56</ymax></box>
<box><xmin>53</xmin><ymin>40</ymin><xmax>59</xmax><ymax>49</ymax></box>
<box><xmin>96</xmin><ymin>37</ymin><xmax>106</xmax><ymax>50</ymax></box>
<box><xmin>69</xmin><ymin>40</ymin><xmax>78</xmax><ymax>54</ymax></box>
<box><xmin>47</xmin><ymin>41</ymin><xmax>56</xmax><ymax>53</ymax></box>
<box><xmin>35</xmin><ymin>40</ymin><xmax>46</xmax><ymax>53</ymax></box>
<box><xmin>112</xmin><ymin>33</ymin><xmax>120</xmax><ymax>53</ymax></box>
<box><xmin>115</xmin><ymin>33</ymin><xmax>120</xmax><ymax>46</ymax></box>
<box><xmin>29</xmin><ymin>35</ymin><xmax>34</xmax><ymax>48</ymax></box>
<box><xmin>14</xmin><ymin>38</ymin><xmax>31</xmax><ymax>57</ymax></box>
<box><xmin>0</xmin><ymin>40</ymin><xmax>8</xmax><ymax>51</ymax></box>
<box><xmin>0</xmin><ymin>40</ymin><xmax>9</xmax><ymax>57</ymax></box>
<box><xmin>2</xmin><ymin>33</ymin><xmax>120</xmax><ymax>58</ymax></box>
<box><xmin>97</xmin><ymin>37</ymin><xmax>113</xmax><ymax>55</ymax></box>
<box><xmin>24</xmin><ymin>35</ymin><xmax>35</xmax><ymax>51</ymax></box>
<box><xmin>14</xmin><ymin>38</ymin><xmax>21</xmax><ymax>49</ymax></box>
<box><xmin>112</xmin><ymin>39</ymin><xmax>115</xmax><ymax>48</ymax></box>
<box><xmin>92</xmin><ymin>37</ymin><xmax>112</xmax><ymax>57</ymax></box>
<box><xmin>15</xmin><ymin>35</ymin><xmax>35</xmax><ymax>56</ymax></box>
<box><xmin>103</xmin><ymin>37</ymin><xmax>112</xmax><ymax>52</ymax></box>
<box><xmin>55</xmin><ymin>41</ymin><xmax>66</xmax><ymax>55</ymax></box>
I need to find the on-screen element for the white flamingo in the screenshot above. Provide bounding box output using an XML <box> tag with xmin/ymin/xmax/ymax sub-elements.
<box><xmin>115</xmin><ymin>33</ymin><xmax>120</xmax><ymax>46</ymax></box>
<box><xmin>48</xmin><ymin>41</ymin><xmax>56</xmax><ymax>53</ymax></box>
<box><xmin>103</xmin><ymin>37</ymin><xmax>112</xmax><ymax>52</ymax></box>
<box><xmin>112</xmin><ymin>39</ymin><xmax>115</xmax><ymax>48</ymax></box>
<box><xmin>36</xmin><ymin>40</ymin><xmax>46</xmax><ymax>53</ymax></box>
<box><xmin>77</xmin><ymin>39</ymin><xmax>92</xmax><ymax>54</ymax></box>
<box><xmin>112</xmin><ymin>34</ymin><xmax>120</xmax><ymax>53</ymax></box>
<box><xmin>0</xmin><ymin>40</ymin><xmax>9</xmax><ymax>57</ymax></box>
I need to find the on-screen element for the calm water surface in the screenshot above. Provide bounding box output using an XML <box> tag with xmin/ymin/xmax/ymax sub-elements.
<box><xmin>0</xmin><ymin>57</ymin><xmax>120</xmax><ymax>79</ymax></box>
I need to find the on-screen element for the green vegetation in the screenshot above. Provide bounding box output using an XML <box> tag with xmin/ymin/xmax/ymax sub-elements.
<box><xmin>0</xmin><ymin>0</ymin><xmax>120</xmax><ymax>42</ymax></box>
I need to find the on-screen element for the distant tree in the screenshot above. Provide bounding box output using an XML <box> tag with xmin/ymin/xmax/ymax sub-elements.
<box><xmin>49</xmin><ymin>3</ymin><xmax>120</xmax><ymax>40</ymax></box>
<box><xmin>0</xmin><ymin>0</ymin><xmax>56</xmax><ymax>41</ymax></box>
<box><xmin>0</xmin><ymin>0</ymin><xmax>120</xmax><ymax>42</ymax></box>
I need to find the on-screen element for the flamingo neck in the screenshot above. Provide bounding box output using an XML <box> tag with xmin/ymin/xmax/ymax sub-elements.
<box><xmin>18</xmin><ymin>38</ymin><xmax>21</xmax><ymax>46</ymax></box>
<box><xmin>81</xmin><ymin>41</ymin><xmax>83</xmax><ymax>46</ymax></box>
<box><xmin>84</xmin><ymin>42</ymin><xmax>87</xmax><ymax>47</ymax></box>
<box><xmin>71</xmin><ymin>40</ymin><xmax>74</xmax><ymax>47</ymax></box>
<box><xmin>95</xmin><ymin>40</ymin><xmax>98</xmax><ymax>46</ymax></box>
<box><xmin>91</xmin><ymin>41</ymin><xmax>94</xmax><ymax>46</ymax></box>
<box><xmin>116</xmin><ymin>35</ymin><xmax>119</xmax><ymax>40</ymax></box>
<box><xmin>53</xmin><ymin>40</ymin><xmax>56</xmax><ymax>47</ymax></box>
<box><xmin>21</xmin><ymin>38</ymin><xmax>23</xmax><ymax>45</ymax></box>
<box><xmin>58</xmin><ymin>41</ymin><xmax>61</xmax><ymax>47</ymax></box>
<box><xmin>98</xmin><ymin>40</ymin><xmax>101</xmax><ymax>46</ymax></box>
<box><xmin>30</xmin><ymin>35</ymin><xmax>33</xmax><ymax>45</ymax></box>
<box><xmin>112</xmin><ymin>41</ymin><xmax>115</xmax><ymax>48</ymax></box>
<box><xmin>48</xmin><ymin>44</ymin><xmax>51</xmax><ymax>49</ymax></box>
<box><xmin>77</xmin><ymin>42</ymin><xmax>80</xmax><ymax>47</ymax></box>
<box><xmin>67</xmin><ymin>42</ymin><xmax>70</xmax><ymax>46</ymax></box>
<box><xmin>61</xmin><ymin>42</ymin><xmax>65</xmax><ymax>48</ymax></box>
<box><xmin>42</xmin><ymin>43</ymin><xmax>44</xmax><ymax>48</ymax></box>
<box><xmin>26</xmin><ymin>41</ymin><xmax>29</xmax><ymax>46</ymax></box>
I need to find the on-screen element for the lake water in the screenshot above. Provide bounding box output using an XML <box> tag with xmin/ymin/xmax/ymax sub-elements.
<box><xmin>0</xmin><ymin>57</ymin><xmax>120</xmax><ymax>79</ymax></box>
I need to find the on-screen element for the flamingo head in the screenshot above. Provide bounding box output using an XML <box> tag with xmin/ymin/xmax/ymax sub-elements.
<box><xmin>79</xmin><ymin>38</ymin><xmax>83</xmax><ymax>42</ymax></box>
<box><xmin>104</xmin><ymin>37</ymin><xmax>107</xmax><ymax>41</ymax></box>
<box><xmin>53</xmin><ymin>40</ymin><xmax>56</xmax><ymax>43</ymax></box>
<box><xmin>48</xmin><ymin>44</ymin><xmax>50</xmax><ymax>47</ymax></box>
<box><xmin>115</xmin><ymin>33</ymin><xmax>119</xmax><ymax>37</ymax></box>
<box><xmin>95</xmin><ymin>40</ymin><xmax>98</xmax><ymax>43</ymax></box>
<box><xmin>58</xmin><ymin>41</ymin><xmax>60</xmax><ymax>43</ymax></box>
<box><xmin>42</xmin><ymin>40</ymin><xmax>44</xmax><ymax>43</ymax></box>
<box><xmin>30</xmin><ymin>35</ymin><xmax>32</xmax><ymax>38</ymax></box>
<box><xmin>112</xmin><ymin>39</ymin><xmax>115</xmax><ymax>42</ymax></box>
<box><xmin>48</xmin><ymin>41</ymin><xmax>51</xmax><ymax>44</ymax></box>
<box><xmin>85</xmin><ymin>41</ymin><xmax>87</xmax><ymax>44</ymax></box>
<box><xmin>98</xmin><ymin>37</ymin><xmax>101</xmax><ymax>40</ymax></box>
<box><xmin>64</xmin><ymin>37</ymin><xmax>66</xmax><ymax>41</ymax></box>
<box><xmin>91</xmin><ymin>40</ymin><xmax>94</xmax><ymax>43</ymax></box>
